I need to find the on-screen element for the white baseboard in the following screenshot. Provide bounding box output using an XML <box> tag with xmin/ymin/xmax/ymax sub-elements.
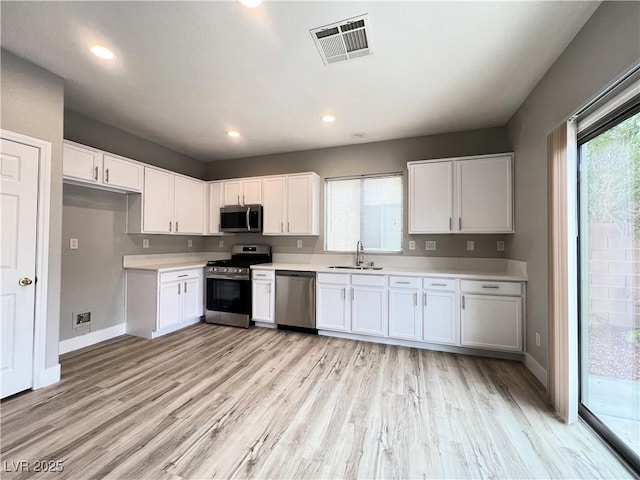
<box><xmin>524</xmin><ymin>352</ymin><xmax>548</xmax><ymax>388</ymax></box>
<box><xmin>59</xmin><ymin>323</ymin><xmax>127</xmax><ymax>354</ymax></box>
<box><xmin>33</xmin><ymin>363</ymin><xmax>61</xmax><ymax>389</ymax></box>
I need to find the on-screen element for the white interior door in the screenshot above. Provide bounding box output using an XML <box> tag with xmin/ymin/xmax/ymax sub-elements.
<box><xmin>1</xmin><ymin>139</ymin><xmax>39</xmax><ymax>398</ymax></box>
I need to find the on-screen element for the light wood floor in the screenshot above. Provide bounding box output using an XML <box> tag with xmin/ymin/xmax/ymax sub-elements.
<box><xmin>1</xmin><ymin>323</ymin><xmax>633</xmax><ymax>479</ymax></box>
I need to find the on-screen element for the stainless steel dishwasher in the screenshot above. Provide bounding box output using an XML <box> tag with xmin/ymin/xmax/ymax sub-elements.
<box><xmin>275</xmin><ymin>270</ymin><xmax>316</xmax><ymax>332</ymax></box>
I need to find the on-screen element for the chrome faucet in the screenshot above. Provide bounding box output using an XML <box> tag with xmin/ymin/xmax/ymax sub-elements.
<box><xmin>356</xmin><ymin>240</ymin><xmax>365</xmax><ymax>266</ymax></box>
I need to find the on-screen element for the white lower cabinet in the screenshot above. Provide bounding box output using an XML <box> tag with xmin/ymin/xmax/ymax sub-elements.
<box><xmin>460</xmin><ymin>280</ymin><xmax>523</xmax><ymax>352</ymax></box>
<box><xmin>388</xmin><ymin>276</ymin><xmax>421</xmax><ymax>341</ymax></box>
<box><xmin>422</xmin><ymin>278</ymin><xmax>459</xmax><ymax>345</ymax></box>
<box><xmin>126</xmin><ymin>268</ymin><xmax>204</xmax><ymax>339</ymax></box>
<box><xmin>351</xmin><ymin>276</ymin><xmax>388</xmax><ymax>337</ymax></box>
<box><xmin>316</xmin><ymin>273</ymin><xmax>350</xmax><ymax>332</ymax></box>
<box><xmin>252</xmin><ymin>270</ymin><xmax>275</xmax><ymax>323</ymax></box>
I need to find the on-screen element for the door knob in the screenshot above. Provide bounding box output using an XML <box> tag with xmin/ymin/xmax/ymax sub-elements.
<box><xmin>19</xmin><ymin>277</ymin><xmax>33</xmax><ymax>286</ymax></box>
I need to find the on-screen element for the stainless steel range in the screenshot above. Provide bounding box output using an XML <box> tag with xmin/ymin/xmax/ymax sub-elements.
<box><xmin>205</xmin><ymin>244</ymin><xmax>272</xmax><ymax>328</ymax></box>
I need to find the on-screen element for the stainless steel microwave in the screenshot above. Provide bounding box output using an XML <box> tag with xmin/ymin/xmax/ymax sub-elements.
<box><xmin>220</xmin><ymin>205</ymin><xmax>263</xmax><ymax>233</ymax></box>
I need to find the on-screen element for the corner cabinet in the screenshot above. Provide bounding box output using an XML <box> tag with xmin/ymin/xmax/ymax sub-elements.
<box><xmin>63</xmin><ymin>140</ymin><xmax>143</xmax><ymax>193</ymax></box>
<box><xmin>128</xmin><ymin>167</ymin><xmax>206</xmax><ymax>235</ymax></box>
<box><xmin>262</xmin><ymin>173</ymin><xmax>320</xmax><ymax>236</ymax></box>
<box><xmin>408</xmin><ymin>153</ymin><xmax>514</xmax><ymax>234</ymax></box>
<box><xmin>126</xmin><ymin>267</ymin><xmax>204</xmax><ymax>339</ymax></box>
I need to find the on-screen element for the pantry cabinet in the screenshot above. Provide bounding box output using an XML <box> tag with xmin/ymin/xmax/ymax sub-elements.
<box><xmin>262</xmin><ymin>173</ymin><xmax>320</xmax><ymax>236</ymax></box>
<box><xmin>63</xmin><ymin>140</ymin><xmax>143</xmax><ymax>193</ymax></box>
<box><xmin>126</xmin><ymin>267</ymin><xmax>204</xmax><ymax>339</ymax></box>
<box><xmin>223</xmin><ymin>178</ymin><xmax>262</xmax><ymax>206</ymax></box>
<box><xmin>408</xmin><ymin>153</ymin><xmax>513</xmax><ymax>234</ymax></box>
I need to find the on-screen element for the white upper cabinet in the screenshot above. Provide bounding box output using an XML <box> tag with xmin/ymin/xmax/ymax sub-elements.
<box><xmin>174</xmin><ymin>176</ymin><xmax>205</xmax><ymax>234</ymax></box>
<box><xmin>63</xmin><ymin>140</ymin><xmax>143</xmax><ymax>193</ymax></box>
<box><xmin>262</xmin><ymin>173</ymin><xmax>320</xmax><ymax>236</ymax></box>
<box><xmin>207</xmin><ymin>181</ymin><xmax>224</xmax><ymax>235</ymax></box>
<box><xmin>222</xmin><ymin>178</ymin><xmax>262</xmax><ymax>206</ymax></box>
<box><xmin>408</xmin><ymin>153</ymin><xmax>514</xmax><ymax>234</ymax></box>
<box><xmin>129</xmin><ymin>167</ymin><xmax>205</xmax><ymax>235</ymax></box>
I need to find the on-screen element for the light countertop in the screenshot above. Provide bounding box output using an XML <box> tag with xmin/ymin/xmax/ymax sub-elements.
<box><xmin>124</xmin><ymin>261</ymin><xmax>207</xmax><ymax>272</ymax></box>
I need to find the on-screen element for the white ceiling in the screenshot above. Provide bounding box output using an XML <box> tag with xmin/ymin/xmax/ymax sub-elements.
<box><xmin>1</xmin><ymin>1</ymin><xmax>599</xmax><ymax>162</ymax></box>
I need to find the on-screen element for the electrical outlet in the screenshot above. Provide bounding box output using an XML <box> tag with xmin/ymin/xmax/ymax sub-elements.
<box><xmin>497</xmin><ymin>240</ymin><xmax>505</xmax><ymax>251</ymax></box>
<box><xmin>142</xmin><ymin>239</ymin><xmax>149</xmax><ymax>249</ymax></box>
<box><xmin>408</xmin><ymin>240</ymin><xmax>415</xmax><ymax>250</ymax></box>
<box><xmin>218</xmin><ymin>240</ymin><xmax>224</xmax><ymax>248</ymax></box>
<box><xmin>74</xmin><ymin>311</ymin><xmax>91</xmax><ymax>328</ymax></box>
<box><xmin>466</xmin><ymin>240</ymin><xmax>475</xmax><ymax>251</ymax></box>
<box><xmin>188</xmin><ymin>239</ymin><xmax>193</xmax><ymax>248</ymax></box>
<box><xmin>70</xmin><ymin>238</ymin><xmax>79</xmax><ymax>249</ymax></box>
<box><xmin>425</xmin><ymin>241</ymin><xmax>436</xmax><ymax>251</ymax></box>
<box><xmin>535</xmin><ymin>332</ymin><xmax>541</xmax><ymax>347</ymax></box>
<box><xmin>297</xmin><ymin>240</ymin><xmax>303</xmax><ymax>248</ymax></box>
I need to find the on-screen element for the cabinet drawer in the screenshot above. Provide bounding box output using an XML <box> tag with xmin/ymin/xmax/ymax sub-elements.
<box><xmin>422</xmin><ymin>277</ymin><xmax>456</xmax><ymax>291</ymax></box>
<box><xmin>389</xmin><ymin>276</ymin><xmax>420</xmax><ymax>289</ymax></box>
<box><xmin>160</xmin><ymin>269</ymin><xmax>201</xmax><ymax>283</ymax></box>
<box><xmin>460</xmin><ymin>280</ymin><xmax>521</xmax><ymax>296</ymax></box>
<box><xmin>351</xmin><ymin>274</ymin><xmax>386</xmax><ymax>287</ymax></box>
<box><xmin>252</xmin><ymin>269</ymin><xmax>275</xmax><ymax>281</ymax></box>
<box><xmin>317</xmin><ymin>273</ymin><xmax>350</xmax><ymax>285</ymax></box>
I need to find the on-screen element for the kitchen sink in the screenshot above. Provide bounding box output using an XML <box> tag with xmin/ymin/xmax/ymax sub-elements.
<box><xmin>327</xmin><ymin>265</ymin><xmax>383</xmax><ymax>270</ymax></box>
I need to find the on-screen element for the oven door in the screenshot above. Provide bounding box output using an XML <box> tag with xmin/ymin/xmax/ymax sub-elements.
<box><xmin>206</xmin><ymin>276</ymin><xmax>251</xmax><ymax>316</ymax></box>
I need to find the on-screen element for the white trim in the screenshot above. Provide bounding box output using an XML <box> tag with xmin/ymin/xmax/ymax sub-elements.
<box><xmin>0</xmin><ymin>129</ymin><xmax>55</xmax><ymax>390</ymax></box>
<box><xmin>150</xmin><ymin>317</ymin><xmax>202</xmax><ymax>339</ymax></box>
<box><xmin>524</xmin><ymin>353</ymin><xmax>548</xmax><ymax>388</ymax></box>
<box><xmin>577</xmin><ymin>78</ymin><xmax>640</xmax><ymax>133</ymax></box>
<box><xmin>59</xmin><ymin>323</ymin><xmax>127</xmax><ymax>354</ymax></box>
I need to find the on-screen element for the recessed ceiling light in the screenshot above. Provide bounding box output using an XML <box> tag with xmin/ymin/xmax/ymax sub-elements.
<box><xmin>89</xmin><ymin>44</ymin><xmax>114</xmax><ymax>60</ymax></box>
<box><xmin>321</xmin><ymin>115</ymin><xmax>336</xmax><ymax>123</ymax></box>
<box><xmin>238</xmin><ymin>0</ymin><xmax>264</xmax><ymax>8</ymax></box>
<box><xmin>226</xmin><ymin>130</ymin><xmax>240</xmax><ymax>137</ymax></box>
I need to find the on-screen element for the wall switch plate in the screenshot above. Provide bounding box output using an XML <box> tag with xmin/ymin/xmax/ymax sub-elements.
<box><xmin>408</xmin><ymin>240</ymin><xmax>415</xmax><ymax>250</ymax></box>
<box><xmin>497</xmin><ymin>240</ymin><xmax>505</xmax><ymax>251</ymax></box>
<box><xmin>188</xmin><ymin>239</ymin><xmax>193</xmax><ymax>248</ymax></box>
<box><xmin>69</xmin><ymin>238</ymin><xmax>79</xmax><ymax>249</ymax></box>
<box><xmin>142</xmin><ymin>239</ymin><xmax>149</xmax><ymax>249</ymax></box>
<box><xmin>425</xmin><ymin>241</ymin><xmax>436</xmax><ymax>251</ymax></box>
<box><xmin>297</xmin><ymin>240</ymin><xmax>303</xmax><ymax>248</ymax></box>
<box><xmin>466</xmin><ymin>240</ymin><xmax>475</xmax><ymax>251</ymax></box>
<box><xmin>535</xmin><ymin>332</ymin><xmax>541</xmax><ymax>347</ymax></box>
<box><xmin>218</xmin><ymin>240</ymin><xmax>224</xmax><ymax>248</ymax></box>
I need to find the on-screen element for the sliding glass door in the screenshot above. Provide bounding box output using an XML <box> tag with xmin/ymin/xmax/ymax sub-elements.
<box><xmin>578</xmin><ymin>104</ymin><xmax>640</xmax><ymax>472</ymax></box>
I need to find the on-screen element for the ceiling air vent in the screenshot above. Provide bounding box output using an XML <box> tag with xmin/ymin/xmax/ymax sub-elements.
<box><xmin>310</xmin><ymin>14</ymin><xmax>371</xmax><ymax>65</ymax></box>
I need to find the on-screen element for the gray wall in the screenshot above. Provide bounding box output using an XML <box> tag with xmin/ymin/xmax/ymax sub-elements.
<box><xmin>0</xmin><ymin>50</ymin><xmax>64</xmax><ymax>369</ymax></box>
<box><xmin>64</xmin><ymin>110</ymin><xmax>206</xmax><ymax>179</ymax></box>
<box><xmin>205</xmin><ymin>127</ymin><xmax>512</xmax><ymax>258</ymax></box>
<box><xmin>61</xmin><ymin>185</ymin><xmax>206</xmax><ymax>341</ymax></box>
<box><xmin>507</xmin><ymin>1</ymin><xmax>640</xmax><ymax>369</ymax></box>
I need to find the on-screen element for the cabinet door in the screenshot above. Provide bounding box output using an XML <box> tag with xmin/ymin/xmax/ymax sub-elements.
<box><xmin>352</xmin><ymin>286</ymin><xmax>387</xmax><ymax>337</ymax></box>
<box><xmin>207</xmin><ymin>181</ymin><xmax>224</xmax><ymax>235</ymax></box>
<box><xmin>388</xmin><ymin>288</ymin><xmax>421</xmax><ymax>341</ymax></box>
<box><xmin>456</xmin><ymin>155</ymin><xmax>513</xmax><ymax>233</ymax></box>
<box><xmin>102</xmin><ymin>154</ymin><xmax>143</xmax><ymax>192</ymax></box>
<box><xmin>287</xmin><ymin>174</ymin><xmax>317</xmax><ymax>235</ymax></box>
<box><xmin>223</xmin><ymin>180</ymin><xmax>243</xmax><ymax>206</ymax></box>
<box><xmin>461</xmin><ymin>294</ymin><xmax>522</xmax><ymax>351</ymax></box>
<box><xmin>316</xmin><ymin>283</ymin><xmax>350</xmax><ymax>331</ymax></box>
<box><xmin>423</xmin><ymin>290</ymin><xmax>458</xmax><ymax>345</ymax></box>
<box><xmin>63</xmin><ymin>142</ymin><xmax>101</xmax><ymax>184</ymax></box>
<box><xmin>174</xmin><ymin>176</ymin><xmax>205</xmax><ymax>234</ymax></box>
<box><xmin>143</xmin><ymin>168</ymin><xmax>174</xmax><ymax>233</ymax></box>
<box><xmin>262</xmin><ymin>176</ymin><xmax>286</xmax><ymax>235</ymax></box>
<box><xmin>181</xmin><ymin>277</ymin><xmax>203</xmax><ymax>321</ymax></box>
<box><xmin>242</xmin><ymin>178</ymin><xmax>262</xmax><ymax>205</ymax></box>
<box><xmin>409</xmin><ymin>161</ymin><xmax>453</xmax><ymax>233</ymax></box>
<box><xmin>158</xmin><ymin>281</ymin><xmax>182</xmax><ymax>330</ymax></box>
<box><xmin>252</xmin><ymin>280</ymin><xmax>274</xmax><ymax>322</ymax></box>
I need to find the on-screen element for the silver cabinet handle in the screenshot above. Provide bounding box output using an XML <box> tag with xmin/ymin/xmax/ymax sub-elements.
<box><xmin>414</xmin><ymin>292</ymin><xmax>417</xmax><ymax>306</ymax></box>
<box><xmin>395</xmin><ymin>281</ymin><xmax>411</xmax><ymax>285</ymax></box>
<box><xmin>482</xmin><ymin>285</ymin><xmax>500</xmax><ymax>289</ymax></box>
<box><xmin>423</xmin><ymin>291</ymin><xmax>427</xmax><ymax>307</ymax></box>
<box><xmin>237</xmin><ymin>194</ymin><xmax>240</xmax><ymax>205</ymax></box>
<box><xmin>178</xmin><ymin>274</ymin><xmax>188</xmax><ymax>278</ymax></box>
<box><xmin>169</xmin><ymin>221</ymin><xmax>172</xmax><ymax>232</ymax></box>
<box><xmin>176</xmin><ymin>221</ymin><xmax>179</xmax><ymax>232</ymax></box>
<box><xmin>430</xmin><ymin>283</ymin><xmax>447</xmax><ymax>287</ymax></box>
<box><xmin>178</xmin><ymin>283</ymin><xmax>181</xmax><ymax>294</ymax></box>
<box><xmin>246</xmin><ymin>207</ymin><xmax>251</xmax><ymax>232</ymax></box>
<box><xmin>287</xmin><ymin>222</ymin><xmax>291</xmax><ymax>232</ymax></box>
<box><xmin>105</xmin><ymin>168</ymin><xmax>110</xmax><ymax>183</ymax></box>
<box><xmin>255</xmin><ymin>273</ymin><xmax>267</xmax><ymax>277</ymax></box>
<box><xmin>351</xmin><ymin>288</ymin><xmax>354</xmax><ymax>301</ymax></box>
<box><xmin>462</xmin><ymin>295</ymin><xmax>465</xmax><ymax>309</ymax></box>
<box><xmin>184</xmin><ymin>281</ymin><xmax>187</xmax><ymax>293</ymax></box>
<box><xmin>94</xmin><ymin>166</ymin><xmax>99</xmax><ymax>181</ymax></box>
<box><xmin>281</xmin><ymin>222</ymin><xmax>284</xmax><ymax>232</ymax></box>
<box><xmin>243</xmin><ymin>194</ymin><xmax>246</xmax><ymax>205</ymax></box>
<box><xmin>459</xmin><ymin>217</ymin><xmax>462</xmax><ymax>230</ymax></box>
<box><xmin>449</xmin><ymin>217</ymin><xmax>452</xmax><ymax>230</ymax></box>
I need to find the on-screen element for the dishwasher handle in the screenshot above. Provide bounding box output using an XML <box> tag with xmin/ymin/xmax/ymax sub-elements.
<box><xmin>275</xmin><ymin>270</ymin><xmax>316</xmax><ymax>278</ymax></box>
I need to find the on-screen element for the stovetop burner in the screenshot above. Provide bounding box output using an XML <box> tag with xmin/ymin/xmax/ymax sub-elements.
<box><xmin>206</xmin><ymin>244</ymin><xmax>272</xmax><ymax>272</ymax></box>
